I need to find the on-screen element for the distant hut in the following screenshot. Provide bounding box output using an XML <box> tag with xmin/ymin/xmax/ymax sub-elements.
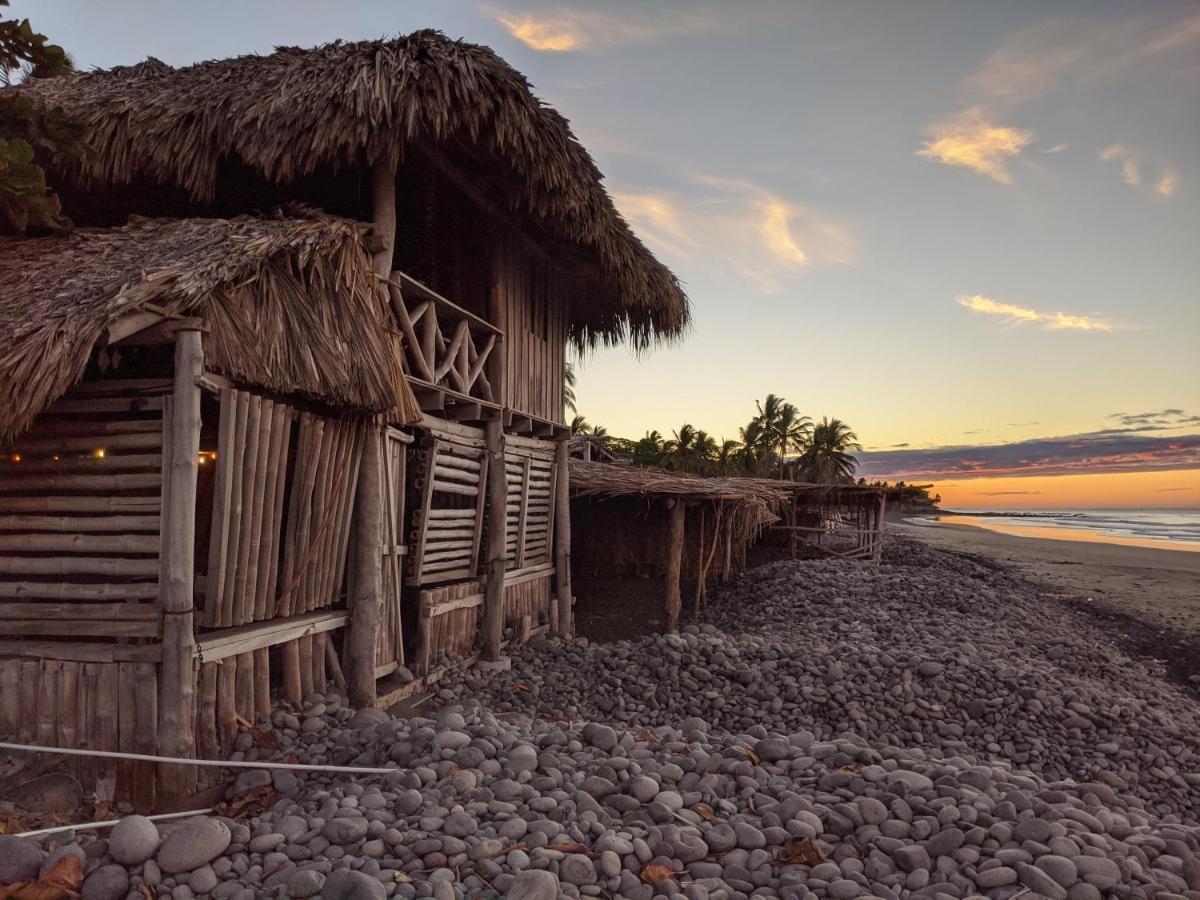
<box><xmin>0</xmin><ymin>32</ymin><xmax>687</xmax><ymax>805</ymax></box>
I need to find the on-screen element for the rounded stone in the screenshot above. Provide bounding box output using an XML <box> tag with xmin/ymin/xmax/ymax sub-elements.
<box><xmin>109</xmin><ymin>815</ymin><xmax>161</xmax><ymax>866</ymax></box>
<box><xmin>81</xmin><ymin>864</ymin><xmax>129</xmax><ymax>900</ymax></box>
<box><xmin>0</xmin><ymin>836</ymin><xmax>43</xmax><ymax>883</ymax></box>
<box><xmin>508</xmin><ymin>869</ymin><xmax>561</xmax><ymax>900</ymax></box>
<box><xmin>156</xmin><ymin>817</ymin><xmax>231</xmax><ymax>874</ymax></box>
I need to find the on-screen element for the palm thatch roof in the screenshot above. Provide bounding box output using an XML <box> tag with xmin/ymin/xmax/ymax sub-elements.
<box><xmin>0</xmin><ymin>212</ymin><xmax>418</xmax><ymax>443</ymax></box>
<box><xmin>15</xmin><ymin>30</ymin><xmax>689</xmax><ymax>350</ymax></box>
<box><xmin>569</xmin><ymin>460</ymin><xmax>789</xmax><ymax>506</ymax></box>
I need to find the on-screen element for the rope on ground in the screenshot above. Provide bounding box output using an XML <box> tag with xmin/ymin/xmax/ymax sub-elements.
<box><xmin>17</xmin><ymin>808</ymin><xmax>214</xmax><ymax>840</ymax></box>
<box><xmin>0</xmin><ymin>741</ymin><xmax>397</xmax><ymax>775</ymax></box>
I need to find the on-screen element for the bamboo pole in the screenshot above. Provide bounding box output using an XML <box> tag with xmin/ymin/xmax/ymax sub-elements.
<box><xmin>481</xmin><ymin>419</ymin><xmax>507</xmax><ymax>659</ymax></box>
<box><xmin>664</xmin><ymin>500</ymin><xmax>686</xmax><ymax>633</ymax></box>
<box><xmin>346</xmin><ymin>423</ymin><xmax>383</xmax><ymax>707</ymax></box>
<box><xmin>553</xmin><ymin>438</ymin><xmax>573</xmax><ymax>636</ymax></box>
<box><xmin>158</xmin><ymin>327</ymin><xmax>203</xmax><ymax>805</ymax></box>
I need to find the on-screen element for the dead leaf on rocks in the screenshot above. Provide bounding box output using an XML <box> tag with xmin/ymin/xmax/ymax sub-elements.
<box><xmin>777</xmin><ymin>837</ymin><xmax>826</xmax><ymax>866</ymax></box>
<box><xmin>692</xmin><ymin>803</ymin><xmax>715</xmax><ymax>820</ymax></box>
<box><xmin>216</xmin><ymin>783</ymin><xmax>279</xmax><ymax>820</ymax></box>
<box><xmin>137</xmin><ymin>887</ymin><xmax>153</xmax><ymax>900</ymax></box>
<box><xmin>838</xmin><ymin>764</ymin><xmax>859</xmax><ymax>774</ymax></box>
<box><xmin>248</xmin><ymin>726</ymin><xmax>279</xmax><ymax>751</ymax></box>
<box><xmin>741</xmin><ymin>746</ymin><xmax>761</xmax><ymax>764</ymax></box>
<box><xmin>547</xmin><ymin>842</ymin><xmax>592</xmax><ymax>856</ymax></box>
<box><xmin>639</xmin><ymin>863</ymin><xmax>682</xmax><ymax>886</ymax></box>
<box><xmin>634</xmin><ymin>729</ymin><xmax>657</xmax><ymax>743</ymax></box>
<box><xmin>0</xmin><ymin>852</ymin><xmax>84</xmax><ymax>899</ymax></box>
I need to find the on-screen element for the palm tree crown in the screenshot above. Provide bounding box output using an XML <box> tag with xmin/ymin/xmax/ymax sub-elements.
<box><xmin>795</xmin><ymin>417</ymin><xmax>861</xmax><ymax>483</ymax></box>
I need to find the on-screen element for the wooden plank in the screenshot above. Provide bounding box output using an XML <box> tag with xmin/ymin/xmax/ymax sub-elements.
<box><xmin>0</xmin><ymin>640</ymin><xmax>161</xmax><ymax>662</ymax></box>
<box><xmin>0</xmin><ymin>514</ymin><xmax>160</xmax><ymax>532</ymax></box>
<box><xmin>218</xmin><ymin>390</ymin><xmax>251</xmax><ymax>627</ymax></box>
<box><xmin>203</xmin><ymin>388</ymin><xmax>236</xmax><ymax>627</ymax></box>
<box><xmin>217</xmin><ymin>658</ymin><xmax>237</xmax><ymax>750</ymax></box>
<box><xmin>20</xmin><ymin>418</ymin><xmax>162</xmax><ymax>437</ymax></box>
<box><xmin>158</xmin><ymin>328</ymin><xmax>203</xmax><ymax>804</ymax></box>
<box><xmin>0</xmin><ymin>495</ymin><xmax>160</xmax><ymax>514</ymax></box>
<box><xmin>0</xmin><ymin>584</ymin><xmax>158</xmax><ymax>602</ymax></box>
<box><xmin>95</xmin><ymin>664</ymin><xmax>119</xmax><ymax>804</ymax></box>
<box><xmin>132</xmin><ymin>662</ymin><xmax>157</xmax><ymax>809</ymax></box>
<box><xmin>0</xmin><ymin>453</ymin><xmax>161</xmax><ymax>474</ymax></box>
<box><xmin>0</xmin><ymin>533</ymin><xmax>159</xmax><ymax>553</ymax></box>
<box><xmin>0</xmin><ymin>472</ymin><xmax>161</xmax><ymax>492</ymax></box>
<box><xmin>329</xmin><ymin>422</ymin><xmax>364</xmax><ymax>614</ymax></box>
<box><xmin>253</xmin><ymin>647</ymin><xmax>271</xmax><ymax>719</ymax></box>
<box><xmin>255</xmin><ymin>403</ymin><xmax>292</xmax><ymax>622</ymax></box>
<box><xmin>346</xmin><ymin>421</ymin><xmax>383</xmax><ymax>707</ymax></box>
<box><xmin>67</xmin><ymin>378</ymin><xmax>172</xmax><ymax>395</ymax></box>
<box><xmin>0</xmin><ymin>619</ymin><xmax>159</xmax><ymax>637</ymax></box>
<box><xmin>6</xmin><ymin>432</ymin><xmax>162</xmax><ymax>455</ymax></box>
<box><xmin>232</xmin><ymin>395</ymin><xmax>268</xmax><ymax>625</ymax></box>
<box><xmin>197</xmin><ymin>662</ymin><xmax>219</xmax><ymax>761</ymax></box>
<box><xmin>0</xmin><ymin>556</ymin><xmax>158</xmax><ymax>576</ymax></box>
<box><xmin>197</xmin><ymin>610</ymin><xmax>349</xmax><ymax>663</ymax></box>
<box><xmin>553</xmin><ymin>439</ymin><xmax>572</xmax><ymax>635</ymax></box>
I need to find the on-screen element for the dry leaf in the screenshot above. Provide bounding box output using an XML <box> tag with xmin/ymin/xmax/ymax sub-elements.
<box><xmin>249</xmin><ymin>726</ymin><xmax>279</xmax><ymax>750</ymax></box>
<box><xmin>741</xmin><ymin>746</ymin><xmax>761</xmax><ymax>765</ymax></box>
<box><xmin>639</xmin><ymin>863</ymin><xmax>682</xmax><ymax>886</ymax></box>
<box><xmin>777</xmin><ymin>837</ymin><xmax>826</xmax><ymax>866</ymax></box>
<box><xmin>512</xmin><ymin>681</ymin><xmax>532</xmax><ymax>691</ymax></box>
<box><xmin>547</xmin><ymin>842</ymin><xmax>590</xmax><ymax>855</ymax></box>
<box><xmin>692</xmin><ymin>803</ymin><xmax>715</xmax><ymax>820</ymax></box>
<box><xmin>0</xmin><ymin>852</ymin><xmax>84</xmax><ymax>899</ymax></box>
<box><xmin>634</xmin><ymin>729</ymin><xmax>657</xmax><ymax>743</ymax></box>
<box><xmin>838</xmin><ymin>764</ymin><xmax>859</xmax><ymax>774</ymax></box>
<box><xmin>137</xmin><ymin>887</ymin><xmax>154</xmax><ymax>900</ymax></box>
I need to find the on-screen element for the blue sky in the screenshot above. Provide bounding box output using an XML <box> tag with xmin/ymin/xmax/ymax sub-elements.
<box><xmin>12</xmin><ymin>0</ymin><xmax>1199</xmax><ymax>497</ymax></box>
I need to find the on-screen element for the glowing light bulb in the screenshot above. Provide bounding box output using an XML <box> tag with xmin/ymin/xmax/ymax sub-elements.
<box><xmin>93</xmin><ymin>448</ymin><xmax>106</xmax><ymax>459</ymax></box>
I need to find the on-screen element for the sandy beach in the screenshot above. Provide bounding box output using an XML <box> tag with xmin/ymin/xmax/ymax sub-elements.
<box><xmin>892</xmin><ymin>515</ymin><xmax>1200</xmax><ymax>636</ymax></box>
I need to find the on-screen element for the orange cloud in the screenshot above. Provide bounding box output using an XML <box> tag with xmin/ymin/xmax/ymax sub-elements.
<box><xmin>612</xmin><ymin>192</ymin><xmax>698</xmax><ymax>259</ymax></box>
<box><xmin>760</xmin><ymin>201</ymin><xmax>808</xmax><ymax>266</ymax></box>
<box><xmin>493</xmin><ymin>7</ymin><xmax>714</xmax><ymax>53</ymax></box>
<box><xmin>917</xmin><ymin>108</ymin><xmax>1033</xmax><ymax>183</ymax></box>
<box><xmin>957</xmin><ymin>294</ymin><xmax>1114</xmax><ymax>332</ymax></box>
<box><xmin>1100</xmin><ymin>145</ymin><xmax>1178</xmax><ymax>198</ymax></box>
<box><xmin>497</xmin><ymin>13</ymin><xmax>579</xmax><ymax>51</ymax></box>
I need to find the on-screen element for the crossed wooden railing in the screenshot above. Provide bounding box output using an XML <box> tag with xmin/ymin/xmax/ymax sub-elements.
<box><xmin>385</xmin><ymin>272</ymin><xmax>502</xmax><ymax>405</ymax></box>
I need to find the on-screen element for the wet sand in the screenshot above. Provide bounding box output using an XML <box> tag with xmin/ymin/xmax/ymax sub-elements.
<box><xmin>892</xmin><ymin>516</ymin><xmax>1200</xmax><ymax>636</ymax></box>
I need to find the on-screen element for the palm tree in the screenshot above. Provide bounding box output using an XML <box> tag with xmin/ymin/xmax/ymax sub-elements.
<box><xmin>754</xmin><ymin>394</ymin><xmax>811</xmax><ymax>477</ymax></box>
<box><xmin>795</xmin><ymin>417</ymin><xmax>861</xmax><ymax>483</ymax></box>
<box><xmin>632</xmin><ymin>430</ymin><xmax>665</xmax><ymax>466</ymax></box>
<box><xmin>716</xmin><ymin>439</ymin><xmax>740</xmax><ymax>475</ymax></box>
<box><xmin>563</xmin><ymin>362</ymin><xmax>578</xmax><ymax>415</ymax></box>
<box><xmin>663</xmin><ymin>424</ymin><xmax>716</xmax><ymax>473</ymax></box>
<box><xmin>736</xmin><ymin>419</ymin><xmax>769</xmax><ymax>474</ymax></box>
<box><xmin>569</xmin><ymin>414</ymin><xmax>590</xmax><ymax>436</ymax></box>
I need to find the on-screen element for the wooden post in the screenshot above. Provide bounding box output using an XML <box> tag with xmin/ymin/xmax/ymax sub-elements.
<box><xmin>873</xmin><ymin>493</ymin><xmax>887</xmax><ymax>562</ymax></box>
<box><xmin>346</xmin><ymin>423</ymin><xmax>383</xmax><ymax>707</ymax></box>
<box><xmin>342</xmin><ymin>156</ymin><xmax>396</xmax><ymax>709</ymax></box>
<box><xmin>553</xmin><ymin>438</ymin><xmax>573</xmax><ymax>636</ymax></box>
<box><xmin>158</xmin><ymin>327</ymin><xmax>203</xmax><ymax>804</ymax></box>
<box><xmin>664</xmin><ymin>500</ymin><xmax>686</xmax><ymax>632</ymax></box>
<box><xmin>482</xmin><ymin>418</ymin><xmax>507</xmax><ymax>659</ymax></box>
<box><xmin>488</xmin><ymin>243</ymin><xmax>509</xmax><ymax>409</ymax></box>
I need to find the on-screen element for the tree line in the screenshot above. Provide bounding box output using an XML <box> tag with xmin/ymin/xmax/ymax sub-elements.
<box><xmin>567</xmin><ymin>387</ymin><xmax>863</xmax><ymax>483</ymax></box>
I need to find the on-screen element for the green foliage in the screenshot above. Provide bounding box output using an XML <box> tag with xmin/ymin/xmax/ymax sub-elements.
<box><xmin>794</xmin><ymin>417</ymin><xmax>862</xmax><ymax>483</ymax></box>
<box><xmin>0</xmin><ymin>0</ymin><xmax>78</xmax><ymax>233</ymax></box>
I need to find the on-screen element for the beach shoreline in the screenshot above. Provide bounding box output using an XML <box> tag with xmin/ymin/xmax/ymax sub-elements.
<box><xmin>891</xmin><ymin>515</ymin><xmax>1200</xmax><ymax>690</ymax></box>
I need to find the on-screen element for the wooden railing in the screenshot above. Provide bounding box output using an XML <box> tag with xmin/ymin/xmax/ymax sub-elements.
<box><xmin>385</xmin><ymin>272</ymin><xmax>502</xmax><ymax>406</ymax></box>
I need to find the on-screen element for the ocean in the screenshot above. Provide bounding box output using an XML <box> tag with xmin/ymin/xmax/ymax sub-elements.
<box><xmin>915</xmin><ymin>508</ymin><xmax>1200</xmax><ymax>552</ymax></box>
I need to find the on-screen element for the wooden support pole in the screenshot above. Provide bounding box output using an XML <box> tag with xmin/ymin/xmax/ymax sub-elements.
<box><xmin>664</xmin><ymin>500</ymin><xmax>686</xmax><ymax>633</ymax></box>
<box><xmin>346</xmin><ymin>423</ymin><xmax>384</xmax><ymax>707</ymax></box>
<box><xmin>482</xmin><ymin>418</ymin><xmax>507</xmax><ymax>659</ymax></box>
<box><xmin>158</xmin><ymin>327</ymin><xmax>203</xmax><ymax>804</ymax></box>
<box><xmin>553</xmin><ymin>438</ymin><xmax>573</xmax><ymax>636</ymax></box>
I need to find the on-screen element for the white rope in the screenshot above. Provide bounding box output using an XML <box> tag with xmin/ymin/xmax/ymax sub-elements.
<box><xmin>0</xmin><ymin>741</ymin><xmax>396</xmax><ymax>775</ymax></box>
<box><xmin>17</xmin><ymin>808</ymin><xmax>213</xmax><ymax>840</ymax></box>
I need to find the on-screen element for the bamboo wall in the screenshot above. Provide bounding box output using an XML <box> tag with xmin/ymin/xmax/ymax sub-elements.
<box><xmin>570</xmin><ymin>496</ymin><xmax>760</xmax><ymax>583</ymax></box>
<box><xmin>0</xmin><ymin>379</ymin><xmax>170</xmax><ymax>805</ymax></box>
<box><xmin>492</xmin><ymin>237</ymin><xmax>567</xmax><ymax>423</ymax></box>
<box><xmin>504</xmin><ymin>435</ymin><xmax>557</xmax><ymax>572</ymax></box>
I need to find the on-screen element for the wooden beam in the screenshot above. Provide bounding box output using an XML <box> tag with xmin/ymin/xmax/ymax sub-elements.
<box><xmin>157</xmin><ymin>327</ymin><xmax>203</xmax><ymax>804</ymax></box>
<box><xmin>346</xmin><ymin>423</ymin><xmax>384</xmax><ymax>706</ymax></box>
<box><xmin>198</xmin><ymin>611</ymin><xmax>348</xmax><ymax>663</ymax></box>
<box><xmin>482</xmin><ymin>419</ymin><xmax>507</xmax><ymax>659</ymax></box>
<box><xmin>553</xmin><ymin>439</ymin><xmax>573</xmax><ymax>636</ymax></box>
<box><xmin>664</xmin><ymin>500</ymin><xmax>686</xmax><ymax>633</ymax></box>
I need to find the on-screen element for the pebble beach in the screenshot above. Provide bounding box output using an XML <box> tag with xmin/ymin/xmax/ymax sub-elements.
<box><xmin>2</xmin><ymin>537</ymin><xmax>1198</xmax><ymax>899</ymax></box>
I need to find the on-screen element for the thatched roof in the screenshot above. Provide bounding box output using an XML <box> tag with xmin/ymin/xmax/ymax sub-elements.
<box><xmin>15</xmin><ymin>31</ymin><xmax>689</xmax><ymax>350</ymax></box>
<box><xmin>0</xmin><ymin>213</ymin><xmax>419</xmax><ymax>442</ymax></box>
<box><xmin>570</xmin><ymin>460</ymin><xmax>790</xmax><ymax>506</ymax></box>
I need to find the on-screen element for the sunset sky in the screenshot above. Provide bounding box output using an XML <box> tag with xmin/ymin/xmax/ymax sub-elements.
<box><xmin>14</xmin><ymin>0</ymin><xmax>1199</xmax><ymax>508</ymax></box>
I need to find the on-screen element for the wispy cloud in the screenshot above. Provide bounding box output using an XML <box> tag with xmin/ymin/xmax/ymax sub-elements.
<box><xmin>917</xmin><ymin>108</ymin><xmax>1033</xmax><ymax>183</ymax></box>
<box><xmin>921</xmin><ymin>8</ymin><xmax>1200</xmax><ymax>185</ymax></box>
<box><xmin>1100</xmin><ymin>145</ymin><xmax>1179</xmax><ymax>198</ymax></box>
<box><xmin>614</xmin><ymin>177</ymin><xmax>852</xmax><ymax>292</ymax></box>
<box><xmin>1108</xmin><ymin>409</ymin><xmax>1200</xmax><ymax>428</ymax></box>
<box><xmin>493</xmin><ymin>7</ymin><xmax>714</xmax><ymax>52</ymax></box>
<box><xmin>858</xmin><ymin>430</ymin><xmax>1200</xmax><ymax>481</ymax></box>
<box><xmin>956</xmin><ymin>294</ymin><xmax>1114</xmax><ymax>332</ymax></box>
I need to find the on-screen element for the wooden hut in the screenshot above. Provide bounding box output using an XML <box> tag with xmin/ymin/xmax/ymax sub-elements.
<box><xmin>569</xmin><ymin>461</ymin><xmax>786</xmax><ymax>633</ymax></box>
<box><xmin>0</xmin><ymin>32</ymin><xmax>687</xmax><ymax>806</ymax></box>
